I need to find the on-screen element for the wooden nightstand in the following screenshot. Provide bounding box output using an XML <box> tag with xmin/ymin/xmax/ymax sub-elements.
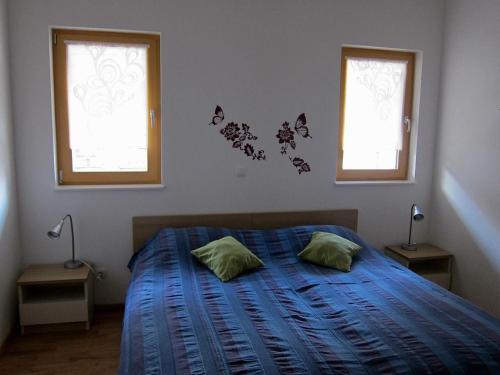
<box><xmin>384</xmin><ymin>244</ymin><xmax>452</xmax><ymax>290</ymax></box>
<box><xmin>17</xmin><ymin>264</ymin><xmax>94</xmax><ymax>334</ymax></box>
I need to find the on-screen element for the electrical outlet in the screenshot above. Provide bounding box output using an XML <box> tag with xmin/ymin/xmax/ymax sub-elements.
<box><xmin>235</xmin><ymin>166</ymin><xmax>247</xmax><ymax>178</ymax></box>
<box><xmin>95</xmin><ymin>268</ymin><xmax>106</xmax><ymax>281</ymax></box>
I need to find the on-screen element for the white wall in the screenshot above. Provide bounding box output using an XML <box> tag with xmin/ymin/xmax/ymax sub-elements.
<box><xmin>430</xmin><ymin>0</ymin><xmax>500</xmax><ymax>317</ymax></box>
<box><xmin>0</xmin><ymin>0</ymin><xmax>21</xmax><ymax>345</ymax></box>
<box><xmin>8</xmin><ymin>0</ymin><xmax>445</xmax><ymax>303</ymax></box>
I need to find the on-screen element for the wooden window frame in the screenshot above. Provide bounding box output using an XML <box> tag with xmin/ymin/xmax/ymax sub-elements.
<box><xmin>52</xmin><ymin>29</ymin><xmax>161</xmax><ymax>185</ymax></box>
<box><xmin>337</xmin><ymin>47</ymin><xmax>415</xmax><ymax>181</ymax></box>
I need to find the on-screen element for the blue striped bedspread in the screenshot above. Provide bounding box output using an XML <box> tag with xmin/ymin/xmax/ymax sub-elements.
<box><xmin>120</xmin><ymin>225</ymin><xmax>500</xmax><ymax>374</ymax></box>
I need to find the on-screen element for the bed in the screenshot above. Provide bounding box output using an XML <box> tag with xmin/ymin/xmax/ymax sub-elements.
<box><xmin>120</xmin><ymin>210</ymin><xmax>500</xmax><ymax>374</ymax></box>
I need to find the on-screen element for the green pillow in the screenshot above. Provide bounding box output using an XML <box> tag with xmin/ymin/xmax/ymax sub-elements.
<box><xmin>298</xmin><ymin>232</ymin><xmax>362</xmax><ymax>272</ymax></box>
<box><xmin>191</xmin><ymin>236</ymin><xmax>264</xmax><ymax>282</ymax></box>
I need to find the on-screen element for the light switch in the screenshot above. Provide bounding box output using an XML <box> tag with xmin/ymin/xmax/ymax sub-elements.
<box><xmin>236</xmin><ymin>166</ymin><xmax>247</xmax><ymax>178</ymax></box>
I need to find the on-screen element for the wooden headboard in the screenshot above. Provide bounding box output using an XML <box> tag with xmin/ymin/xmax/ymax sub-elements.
<box><xmin>132</xmin><ymin>209</ymin><xmax>358</xmax><ymax>253</ymax></box>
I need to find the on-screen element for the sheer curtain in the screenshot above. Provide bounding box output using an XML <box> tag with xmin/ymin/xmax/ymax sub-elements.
<box><xmin>66</xmin><ymin>42</ymin><xmax>149</xmax><ymax>172</ymax></box>
<box><xmin>342</xmin><ymin>57</ymin><xmax>407</xmax><ymax>170</ymax></box>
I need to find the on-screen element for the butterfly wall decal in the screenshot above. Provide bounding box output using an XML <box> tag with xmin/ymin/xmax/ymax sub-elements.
<box><xmin>209</xmin><ymin>105</ymin><xmax>225</xmax><ymax>126</ymax></box>
<box><xmin>294</xmin><ymin>113</ymin><xmax>311</xmax><ymax>139</ymax></box>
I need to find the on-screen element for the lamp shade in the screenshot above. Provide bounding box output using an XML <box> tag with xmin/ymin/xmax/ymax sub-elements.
<box><xmin>412</xmin><ymin>205</ymin><xmax>424</xmax><ymax>221</ymax></box>
<box><xmin>47</xmin><ymin>219</ymin><xmax>65</xmax><ymax>239</ymax></box>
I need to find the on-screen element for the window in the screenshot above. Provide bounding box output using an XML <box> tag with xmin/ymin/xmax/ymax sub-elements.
<box><xmin>52</xmin><ymin>29</ymin><xmax>161</xmax><ymax>185</ymax></box>
<box><xmin>337</xmin><ymin>47</ymin><xmax>415</xmax><ymax>181</ymax></box>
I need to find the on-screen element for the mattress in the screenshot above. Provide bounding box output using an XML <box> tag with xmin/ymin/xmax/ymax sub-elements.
<box><xmin>120</xmin><ymin>225</ymin><xmax>500</xmax><ymax>374</ymax></box>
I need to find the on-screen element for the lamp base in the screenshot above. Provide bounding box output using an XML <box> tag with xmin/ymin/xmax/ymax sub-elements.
<box><xmin>401</xmin><ymin>243</ymin><xmax>418</xmax><ymax>251</ymax></box>
<box><xmin>64</xmin><ymin>259</ymin><xmax>83</xmax><ymax>269</ymax></box>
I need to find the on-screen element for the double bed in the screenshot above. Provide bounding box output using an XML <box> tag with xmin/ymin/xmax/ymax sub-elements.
<box><xmin>120</xmin><ymin>210</ymin><xmax>500</xmax><ymax>374</ymax></box>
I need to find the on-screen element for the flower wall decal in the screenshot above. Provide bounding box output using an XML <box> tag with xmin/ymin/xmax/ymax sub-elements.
<box><xmin>289</xmin><ymin>157</ymin><xmax>311</xmax><ymax>175</ymax></box>
<box><xmin>209</xmin><ymin>106</ymin><xmax>266</xmax><ymax>161</ymax></box>
<box><xmin>207</xmin><ymin>106</ymin><xmax>312</xmax><ymax>172</ymax></box>
<box><xmin>276</xmin><ymin>113</ymin><xmax>312</xmax><ymax>174</ymax></box>
<box><xmin>221</xmin><ymin>122</ymin><xmax>240</xmax><ymax>142</ymax></box>
<box><xmin>277</xmin><ymin>122</ymin><xmax>296</xmax><ymax>154</ymax></box>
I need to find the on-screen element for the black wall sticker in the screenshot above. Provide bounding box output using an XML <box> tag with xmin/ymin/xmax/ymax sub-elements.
<box><xmin>209</xmin><ymin>106</ymin><xmax>266</xmax><ymax>161</ymax></box>
<box><xmin>276</xmin><ymin>113</ymin><xmax>312</xmax><ymax>174</ymax></box>
<box><xmin>209</xmin><ymin>105</ymin><xmax>224</xmax><ymax>126</ymax></box>
<box><xmin>290</xmin><ymin>157</ymin><xmax>311</xmax><ymax>175</ymax></box>
<box><xmin>208</xmin><ymin>107</ymin><xmax>311</xmax><ymax>171</ymax></box>
<box><xmin>276</xmin><ymin>121</ymin><xmax>296</xmax><ymax>154</ymax></box>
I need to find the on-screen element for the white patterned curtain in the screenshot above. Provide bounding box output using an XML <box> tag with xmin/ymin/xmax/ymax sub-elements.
<box><xmin>342</xmin><ymin>57</ymin><xmax>407</xmax><ymax>169</ymax></box>
<box><xmin>66</xmin><ymin>41</ymin><xmax>149</xmax><ymax>172</ymax></box>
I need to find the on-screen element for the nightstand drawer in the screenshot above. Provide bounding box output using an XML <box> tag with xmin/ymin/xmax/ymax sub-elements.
<box><xmin>19</xmin><ymin>300</ymin><xmax>88</xmax><ymax>326</ymax></box>
<box><xmin>384</xmin><ymin>251</ymin><xmax>410</xmax><ymax>267</ymax></box>
<box><xmin>385</xmin><ymin>244</ymin><xmax>452</xmax><ymax>290</ymax></box>
<box><xmin>420</xmin><ymin>272</ymin><xmax>450</xmax><ymax>289</ymax></box>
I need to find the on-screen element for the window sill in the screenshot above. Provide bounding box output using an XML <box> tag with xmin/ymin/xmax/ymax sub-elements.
<box><xmin>54</xmin><ymin>184</ymin><xmax>165</xmax><ymax>191</ymax></box>
<box><xmin>334</xmin><ymin>180</ymin><xmax>415</xmax><ymax>186</ymax></box>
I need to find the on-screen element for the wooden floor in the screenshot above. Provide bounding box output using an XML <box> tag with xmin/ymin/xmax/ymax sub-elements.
<box><xmin>0</xmin><ymin>308</ymin><xmax>123</xmax><ymax>375</ymax></box>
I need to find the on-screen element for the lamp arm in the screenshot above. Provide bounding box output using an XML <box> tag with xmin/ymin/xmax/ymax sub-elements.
<box><xmin>407</xmin><ymin>204</ymin><xmax>415</xmax><ymax>245</ymax></box>
<box><xmin>63</xmin><ymin>214</ymin><xmax>75</xmax><ymax>262</ymax></box>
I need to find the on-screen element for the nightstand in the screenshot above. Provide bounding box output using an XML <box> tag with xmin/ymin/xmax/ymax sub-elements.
<box><xmin>17</xmin><ymin>264</ymin><xmax>94</xmax><ymax>334</ymax></box>
<box><xmin>384</xmin><ymin>244</ymin><xmax>452</xmax><ymax>290</ymax></box>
